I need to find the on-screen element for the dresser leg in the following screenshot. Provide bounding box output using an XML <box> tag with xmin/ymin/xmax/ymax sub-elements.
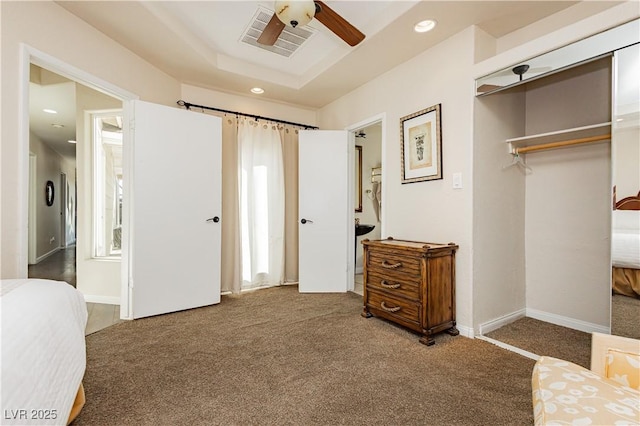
<box><xmin>361</xmin><ymin>309</ymin><xmax>372</xmax><ymax>318</ymax></box>
<box><xmin>446</xmin><ymin>327</ymin><xmax>460</xmax><ymax>336</ymax></box>
<box><xmin>419</xmin><ymin>335</ymin><xmax>435</xmax><ymax>346</ymax></box>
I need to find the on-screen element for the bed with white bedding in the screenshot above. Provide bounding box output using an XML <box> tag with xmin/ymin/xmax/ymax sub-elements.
<box><xmin>612</xmin><ymin>192</ymin><xmax>640</xmax><ymax>298</ymax></box>
<box><xmin>1</xmin><ymin>279</ymin><xmax>88</xmax><ymax>425</ymax></box>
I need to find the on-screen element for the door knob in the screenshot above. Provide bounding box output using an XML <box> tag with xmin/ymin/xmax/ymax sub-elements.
<box><xmin>206</xmin><ymin>216</ymin><xmax>220</xmax><ymax>223</ymax></box>
<box><xmin>300</xmin><ymin>218</ymin><xmax>314</xmax><ymax>224</ymax></box>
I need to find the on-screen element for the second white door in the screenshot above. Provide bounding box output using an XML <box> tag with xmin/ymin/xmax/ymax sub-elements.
<box><xmin>298</xmin><ymin>130</ymin><xmax>350</xmax><ymax>293</ymax></box>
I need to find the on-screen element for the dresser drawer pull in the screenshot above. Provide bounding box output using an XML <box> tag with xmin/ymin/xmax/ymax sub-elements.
<box><xmin>380</xmin><ymin>301</ymin><xmax>401</xmax><ymax>313</ymax></box>
<box><xmin>381</xmin><ymin>260</ymin><xmax>403</xmax><ymax>269</ymax></box>
<box><xmin>380</xmin><ymin>280</ymin><xmax>400</xmax><ymax>289</ymax></box>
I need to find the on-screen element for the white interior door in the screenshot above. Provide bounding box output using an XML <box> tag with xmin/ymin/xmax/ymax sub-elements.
<box><xmin>298</xmin><ymin>130</ymin><xmax>350</xmax><ymax>292</ymax></box>
<box><xmin>130</xmin><ymin>100</ymin><xmax>221</xmax><ymax>318</ymax></box>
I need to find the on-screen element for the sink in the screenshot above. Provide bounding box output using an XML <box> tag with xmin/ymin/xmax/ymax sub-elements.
<box><xmin>356</xmin><ymin>224</ymin><xmax>375</xmax><ymax>237</ymax></box>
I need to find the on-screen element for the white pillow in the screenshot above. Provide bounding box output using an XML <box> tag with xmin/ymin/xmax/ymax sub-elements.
<box><xmin>612</xmin><ymin>210</ymin><xmax>640</xmax><ymax>233</ymax></box>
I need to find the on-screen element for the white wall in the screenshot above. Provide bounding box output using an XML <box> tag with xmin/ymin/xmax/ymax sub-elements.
<box><xmin>472</xmin><ymin>88</ymin><xmax>527</xmax><ymax>332</ymax></box>
<box><xmin>1</xmin><ymin>0</ymin><xmax>181</xmax><ymax>279</ymax></box>
<box><xmin>29</xmin><ymin>131</ymin><xmax>64</xmax><ymax>260</ymax></box>
<box><xmin>75</xmin><ymin>84</ymin><xmax>123</xmax><ymax>302</ymax></box>
<box><xmin>318</xmin><ymin>27</ymin><xmax>476</xmax><ymax>334</ymax></box>
<box><xmin>523</xmin><ymin>60</ymin><xmax>612</xmax><ymax>330</ymax></box>
<box><xmin>180</xmin><ymin>84</ymin><xmax>317</xmax><ymax>126</ymax></box>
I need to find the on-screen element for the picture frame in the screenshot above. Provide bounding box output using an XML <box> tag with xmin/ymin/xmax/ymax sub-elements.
<box><xmin>355</xmin><ymin>145</ymin><xmax>363</xmax><ymax>212</ymax></box>
<box><xmin>400</xmin><ymin>104</ymin><xmax>442</xmax><ymax>183</ymax></box>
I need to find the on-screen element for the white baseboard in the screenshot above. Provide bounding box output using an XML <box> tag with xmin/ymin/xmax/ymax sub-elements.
<box><xmin>35</xmin><ymin>246</ymin><xmax>61</xmax><ymax>264</ymax></box>
<box><xmin>457</xmin><ymin>324</ymin><xmax>474</xmax><ymax>339</ymax></box>
<box><xmin>526</xmin><ymin>308</ymin><xmax>610</xmax><ymax>334</ymax></box>
<box><xmin>478</xmin><ymin>309</ymin><xmax>526</xmax><ymax>335</ymax></box>
<box><xmin>84</xmin><ymin>294</ymin><xmax>120</xmax><ymax>305</ymax></box>
<box><xmin>475</xmin><ymin>335</ymin><xmax>540</xmax><ymax>361</ymax></box>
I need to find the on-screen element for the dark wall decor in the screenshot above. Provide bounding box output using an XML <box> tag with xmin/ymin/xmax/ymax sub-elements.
<box><xmin>45</xmin><ymin>180</ymin><xmax>55</xmax><ymax>206</ymax></box>
<box><xmin>355</xmin><ymin>145</ymin><xmax>363</xmax><ymax>212</ymax></box>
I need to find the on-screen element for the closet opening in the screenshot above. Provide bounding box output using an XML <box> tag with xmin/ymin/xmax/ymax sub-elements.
<box><xmin>473</xmin><ymin>56</ymin><xmax>615</xmax><ymax>363</ymax></box>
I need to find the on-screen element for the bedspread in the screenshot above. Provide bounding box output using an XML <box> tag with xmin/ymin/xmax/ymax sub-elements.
<box><xmin>1</xmin><ymin>279</ymin><xmax>87</xmax><ymax>425</ymax></box>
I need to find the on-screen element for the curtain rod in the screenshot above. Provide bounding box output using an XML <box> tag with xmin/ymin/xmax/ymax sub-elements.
<box><xmin>177</xmin><ymin>100</ymin><xmax>319</xmax><ymax>130</ymax></box>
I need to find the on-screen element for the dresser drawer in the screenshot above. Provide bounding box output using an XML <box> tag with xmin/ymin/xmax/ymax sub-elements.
<box><xmin>366</xmin><ymin>288</ymin><xmax>420</xmax><ymax>327</ymax></box>
<box><xmin>367</xmin><ymin>250</ymin><xmax>421</xmax><ymax>277</ymax></box>
<box><xmin>366</xmin><ymin>270</ymin><xmax>419</xmax><ymax>300</ymax></box>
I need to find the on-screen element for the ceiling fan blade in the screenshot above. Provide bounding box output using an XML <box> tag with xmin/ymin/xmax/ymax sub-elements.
<box><xmin>314</xmin><ymin>1</ymin><xmax>365</xmax><ymax>47</ymax></box>
<box><xmin>257</xmin><ymin>13</ymin><xmax>286</xmax><ymax>46</ymax></box>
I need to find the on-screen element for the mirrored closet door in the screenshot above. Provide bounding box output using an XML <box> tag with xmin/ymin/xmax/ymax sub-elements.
<box><xmin>610</xmin><ymin>43</ymin><xmax>640</xmax><ymax>339</ymax></box>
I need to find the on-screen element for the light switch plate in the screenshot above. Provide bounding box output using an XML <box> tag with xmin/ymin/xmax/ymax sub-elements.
<box><xmin>453</xmin><ymin>172</ymin><xmax>462</xmax><ymax>189</ymax></box>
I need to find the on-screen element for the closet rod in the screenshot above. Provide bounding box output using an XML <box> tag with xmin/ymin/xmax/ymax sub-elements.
<box><xmin>177</xmin><ymin>100</ymin><xmax>319</xmax><ymax>129</ymax></box>
<box><xmin>515</xmin><ymin>134</ymin><xmax>611</xmax><ymax>155</ymax></box>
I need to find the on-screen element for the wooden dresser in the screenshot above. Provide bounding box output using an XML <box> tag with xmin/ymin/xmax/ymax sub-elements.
<box><xmin>361</xmin><ymin>237</ymin><xmax>458</xmax><ymax>345</ymax></box>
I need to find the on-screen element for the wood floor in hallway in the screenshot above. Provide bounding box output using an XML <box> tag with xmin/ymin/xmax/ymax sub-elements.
<box><xmin>28</xmin><ymin>246</ymin><xmax>77</xmax><ymax>286</ymax></box>
<box><xmin>28</xmin><ymin>246</ymin><xmax>122</xmax><ymax>334</ymax></box>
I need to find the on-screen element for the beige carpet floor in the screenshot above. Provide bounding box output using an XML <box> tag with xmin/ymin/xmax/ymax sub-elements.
<box><xmin>485</xmin><ymin>317</ymin><xmax>591</xmax><ymax>368</ymax></box>
<box><xmin>484</xmin><ymin>293</ymin><xmax>640</xmax><ymax>370</ymax></box>
<box><xmin>75</xmin><ymin>286</ymin><xmax>536</xmax><ymax>425</ymax></box>
<box><xmin>612</xmin><ymin>293</ymin><xmax>640</xmax><ymax>339</ymax></box>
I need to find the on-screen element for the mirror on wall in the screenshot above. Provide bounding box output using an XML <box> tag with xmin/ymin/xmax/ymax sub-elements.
<box><xmin>355</xmin><ymin>145</ymin><xmax>362</xmax><ymax>213</ymax></box>
<box><xmin>610</xmin><ymin>43</ymin><xmax>640</xmax><ymax>340</ymax></box>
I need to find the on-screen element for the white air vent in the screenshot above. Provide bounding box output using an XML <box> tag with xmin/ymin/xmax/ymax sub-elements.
<box><xmin>241</xmin><ymin>6</ymin><xmax>314</xmax><ymax>58</ymax></box>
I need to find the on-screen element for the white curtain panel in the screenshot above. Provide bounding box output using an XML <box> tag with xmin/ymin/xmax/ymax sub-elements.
<box><xmin>238</xmin><ymin>119</ymin><xmax>285</xmax><ymax>290</ymax></box>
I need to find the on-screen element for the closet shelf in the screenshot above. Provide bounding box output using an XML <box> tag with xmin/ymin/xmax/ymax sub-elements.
<box><xmin>506</xmin><ymin>122</ymin><xmax>611</xmax><ymax>154</ymax></box>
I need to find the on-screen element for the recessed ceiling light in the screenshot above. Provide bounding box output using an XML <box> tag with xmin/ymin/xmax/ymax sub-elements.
<box><xmin>414</xmin><ymin>19</ymin><xmax>436</xmax><ymax>33</ymax></box>
<box><xmin>251</xmin><ymin>87</ymin><xmax>264</xmax><ymax>94</ymax></box>
<box><xmin>43</xmin><ymin>109</ymin><xmax>57</xmax><ymax>114</ymax></box>
<box><xmin>51</xmin><ymin>124</ymin><xmax>64</xmax><ymax>128</ymax></box>
<box><xmin>68</xmin><ymin>140</ymin><xmax>77</xmax><ymax>144</ymax></box>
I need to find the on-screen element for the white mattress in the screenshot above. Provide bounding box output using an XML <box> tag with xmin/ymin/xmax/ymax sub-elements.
<box><xmin>612</xmin><ymin>232</ymin><xmax>640</xmax><ymax>269</ymax></box>
<box><xmin>1</xmin><ymin>279</ymin><xmax>87</xmax><ymax>425</ymax></box>
<box><xmin>612</xmin><ymin>210</ymin><xmax>640</xmax><ymax>269</ymax></box>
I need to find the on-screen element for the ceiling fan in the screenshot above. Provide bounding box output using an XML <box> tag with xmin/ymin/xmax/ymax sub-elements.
<box><xmin>257</xmin><ymin>0</ymin><xmax>365</xmax><ymax>47</ymax></box>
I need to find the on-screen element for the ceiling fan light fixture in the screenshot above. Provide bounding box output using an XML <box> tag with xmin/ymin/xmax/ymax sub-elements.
<box><xmin>43</xmin><ymin>108</ymin><xmax>57</xmax><ymax>114</ymax></box>
<box><xmin>275</xmin><ymin>0</ymin><xmax>315</xmax><ymax>28</ymax></box>
<box><xmin>414</xmin><ymin>19</ymin><xmax>437</xmax><ymax>33</ymax></box>
<box><xmin>251</xmin><ymin>87</ymin><xmax>265</xmax><ymax>94</ymax></box>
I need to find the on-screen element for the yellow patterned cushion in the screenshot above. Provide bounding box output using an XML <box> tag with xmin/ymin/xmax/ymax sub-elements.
<box><xmin>605</xmin><ymin>349</ymin><xmax>640</xmax><ymax>390</ymax></box>
<box><xmin>532</xmin><ymin>356</ymin><xmax>640</xmax><ymax>426</ymax></box>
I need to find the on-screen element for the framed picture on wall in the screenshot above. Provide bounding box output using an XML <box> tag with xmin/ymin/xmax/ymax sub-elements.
<box><xmin>400</xmin><ymin>104</ymin><xmax>442</xmax><ymax>183</ymax></box>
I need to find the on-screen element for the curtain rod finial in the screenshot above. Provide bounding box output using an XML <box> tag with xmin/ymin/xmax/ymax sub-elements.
<box><xmin>177</xmin><ymin>100</ymin><xmax>191</xmax><ymax>110</ymax></box>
